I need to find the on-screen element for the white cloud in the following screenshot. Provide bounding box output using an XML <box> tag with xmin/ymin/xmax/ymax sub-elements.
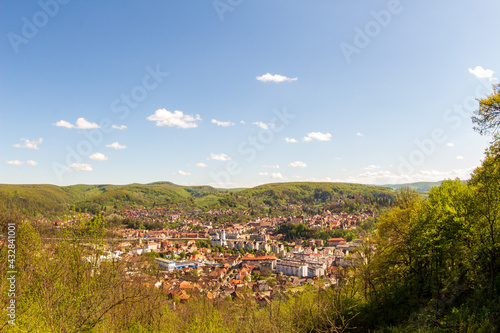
<box><xmin>446</xmin><ymin>142</ymin><xmax>455</xmax><ymax>147</ymax></box>
<box><xmin>13</xmin><ymin>138</ymin><xmax>43</xmax><ymax>150</ymax></box>
<box><xmin>271</xmin><ymin>172</ymin><xmax>285</xmax><ymax>180</ymax></box>
<box><xmin>289</xmin><ymin>161</ymin><xmax>307</xmax><ymax>168</ymax></box>
<box><xmin>6</xmin><ymin>160</ymin><xmax>38</xmax><ymax>166</ymax></box>
<box><xmin>356</xmin><ymin>132</ymin><xmax>364</xmax><ymax>137</ymax></box>
<box><xmin>295</xmin><ymin>176</ymin><xmax>334</xmax><ymax>182</ymax></box>
<box><xmin>75</xmin><ymin>118</ymin><xmax>100</xmax><ymax>129</ymax></box>
<box><xmin>54</xmin><ymin>118</ymin><xmax>100</xmax><ymax>129</ymax></box>
<box><xmin>112</xmin><ymin>124</ymin><xmax>127</xmax><ymax>130</ymax></box>
<box><xmin>258</xmin><ymin>172</ymin><xmax>269</xmax><ymax>176</ymax></box>
<box><xmin>67</xmin><ymin>163</ymin><xmax>93</xmax><ymax>171</ymax></box>
<box><xmin>344</xmin><ymin>167</ymin><xmax>475</xmax><ymax>185</ymax></box>
<box><xmin>240</xmin><ymin>120</ymin><xmax>246</xmax><ymax>124</ymax></box>
<box><xmin>303</xmin><ymin>132</ymin><xmax>332</xmax><ymax>142</ymax></box>
<box><xmin>89</xmin><ymin>153</ymin><xmax>109</xmax><ymax>161</ymax></box>
<box><xmin>285</xmin><ymin>137</ymin><xmax>297</xmax><ymax>143</ymax></box>
<box><xmin>176</xmin><ymin>170</ymin><xmax>191</xmax><ymax>176</ymax></box>
<box><xmin>146</xmin><ymin>109</ymin><xmax>201</xmax><ymax>128</ymax></box>
<box><xmin>210</xmin><ymin>153</ymin><xmax>231</xmax><ymax>161</ymax></box>
<box><xmin>211</xmin><ymin>119</ymin><xmax>234</xmax><ymax>127</ymax></box>
<box><xmin>196</xmin><ymin>162</ymin><xmax>208</xmax><ymax>168</ymax></box>
<box><xmin>106</xmin><ymin>142</ymin><xmax>127</xmax><ymax>150</ymax></box>
<box><xmin>363</xmin><ymin>165</ymin><xmax>380</xmax><ymax>170</ymax></box>
<box><xmin>456</xmin><ymin>155</ymin><xmax>464</xmax><ymax>160</ymax></box>
<box><xmin>263</xmin><ymin>164</ymin><xmax>280</xmax><ymax>169</ymax></box>
<box><xmin>253</xmin><ymin>121</ymin><xmax>269</xmax><ymax>130</ymax></box>
<box><xmin>469</xmin><ymin>66</ymin><xmax>497</xmax><ymax>81</ymax></box>
<box><xmin>6</xmin><ymin>160</ymin><xmax>24</xmax><ymax>166</ymax></box>
<box><xmin>54</xmin><ymin>120</ymin><xmax>75</xmax><ymax>128</ymax></box>
<box><xmin>256</xmin><ymin>73</ymin><xmax>298</xmax><ymax>83</ymax></box>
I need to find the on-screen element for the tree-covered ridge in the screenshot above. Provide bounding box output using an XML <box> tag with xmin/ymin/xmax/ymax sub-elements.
<box><xmin>0</xmin><ymin>181</ymin><xmax>396</xmax><ymax>217</ymax></box>
<box><xmin>0</xmin><ymin>184</ymin><xmax>70</xmax><ymax>217</ymax></box>
<box><xmin>237</xmin><ymin>182</ymin><xmax>394</xmax><ymax>214</ymax></box>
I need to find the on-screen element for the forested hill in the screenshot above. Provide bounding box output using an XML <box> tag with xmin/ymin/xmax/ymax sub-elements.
<box><xmin>0</xmin><ymin>181</ymin><xmax>395</xmax><ymax>217</ymax></box>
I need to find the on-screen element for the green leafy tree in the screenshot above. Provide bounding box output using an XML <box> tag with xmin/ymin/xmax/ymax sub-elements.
<box><xmin>472</xmin><ymin>83</ymin><xmax>500</xmax><ymax>141</ymax></box>
<box><xmin>468</xmin><ymin>148</ymin><xmax>500</xmax><ymax>296</ymax></box>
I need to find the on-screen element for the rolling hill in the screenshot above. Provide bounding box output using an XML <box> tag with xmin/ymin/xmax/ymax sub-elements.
<box><xmin>0</xmin><ymin>181</ymin><xmax>397</xmax><ymax>218</ymax></box>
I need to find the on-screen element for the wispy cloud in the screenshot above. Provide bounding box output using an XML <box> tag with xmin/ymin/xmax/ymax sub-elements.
<box><xmin>446</xmin><ymin>142</ymin><xmax>455</xmax><ymax>147</ymax></box>
<box><xmin>303</xmin><ymin>132</ymin><xmax>332</xmax><ymax>142</ymax></box>
<box><xmin>469</xmin><ymin>65</ymin><xmax>497</xmax><ymax>81</ymax></box>
<box><xmin>53</xmin><ymin>120</ymin><xmax>74</xmax><ymax>128</ymax></box>
<box><xmin>253</xmin><ymin>121</ymin><xmax>269</xmax><ymax>130</ymax></box>
<box><xmin>146</xmin><ymin>109</ymin><xmax>201</xmax><ymax>128</ymax></box>
<box><xmin>67</xmin><ymin>163</ymin><xmax>92</xmax><ymax>171</ymax></box>
<box><xmin>356</xmin><ymin>132</ymin><xmax>364</xmax><ymax>137</ymax></box>
<box><xmin>176</xmin><ymin>170</ymin><xmax>191</xmax><ymax>176</ymax></box>
<box><xmin>256</xmin><ymin>73</ymin><xmax>298</xmax><ymax>83</ymax></box>
<box><xmin>258</xmin><ymin>172</ymin><xmax>269</xmax><ymax>176</ymax></box>
<box><xmin>89</xmin><ymin>153</ymin><xmax>109</xmax><ymax>161</ymax></box>
<box><xmin>263</xmin><ymin>164</ymin><xmax>280</xmax><ymax>169</ymax></box>
<box><xmin>13</xmin><ymin>138</ymin><xmax>43</xmax><ymax>150</ymax></box>
<box><xmin>112</xmin><ymin>124</ymin><xmax>127</xmax><ymax>130</ymax></box>
<box><xmin>363</xmin><ymin>165</ymin><xmax>380</xmax><ymax>170</ymax></box>
<box><xmin>344</xmin><ymin>167</ymin><xmax>475</xmax><ymax>185</ymax></box>
<box><xmin>196</xmin><ymin>162</ymin><xmax>208</xmax><ymax>168</ymax></box>
<box><xmin>285</xmin><ymin>137</ymin><xmax>297</xmax><ymax>143</ymax></box>
<box><xmin>271</xmin><ymin>172</ymin><xmax>286</xmax><ymax>180</ymax></box>
<box><xmin>456</xmin><ymin>155</ymin><xmax>464</xmax><ymax>160</ymax></box>
<box><xmin>106</xmin><ymin>142</ymin><xmax>127</xmax><ymax>150</ymax></box>
<box><xmin>211</xmin><ymin>119</ymin><xmax>235</xmax><ymax>127</ymax></box>
<box><xmin>289</xmin><ymin>161</ymin><xmax>307</xmax><ymax>168</ymax></box>
<box><xmin>6</xmin><ymin>160</ymin><xmax>24</xmax><ymax>166</ymax></box>
<box><xmin>53</xmin><ymin>118</ymin><xmax>100</xmax><ymax>129</ymax></box>
<box><xmin>6</xmin><ymin>160</ymin><xmax>38</xmax><ymax>166</ymax></box>
<box><xmin>210</xmin><ymin>153</ymin><xmax>231</xmax><ymax>161</ymax></box>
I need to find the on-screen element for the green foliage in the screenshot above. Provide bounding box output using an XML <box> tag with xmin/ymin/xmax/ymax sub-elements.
<box><xmin>240</xmin><ymin>182</ymin><xmax>395</xmax><ymax>212</ymax></box>
<box><xmin>0</xmin><ymin>184</ymin><xmax>71</xmax><ymax>218</ymax></box>
<box><xmin>0</xmin><ymin>181</ymin><xmax>395</xmax><ymax>219</ymax></box>
<box><xmin>276</xmin><ymin>222</ymin><xmax>356</xmax><ymax>242</ymax></box>
<box><xmin>354</xmin><ymin>177</ymin><xmax>500</xmax><ymax>331</ymax></box>
<box><xmin>472</xmin><ymin>83</ymin><xmax>500</xmax><ymax>140</ymax></box>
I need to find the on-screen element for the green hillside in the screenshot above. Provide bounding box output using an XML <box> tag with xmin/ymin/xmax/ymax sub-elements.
<box><xmin>238</xmin><ymin>182</ymin><xmax>394</xmax><ymax>210</ymax></box>
<box><xmin>0</xmin><ymin>184</ymin><xmax>71</xmax><ymax>217</ymax></box>
<box><xmin>0</xmin><ymin>181</ymin><xmax>396</xmax><ymax>217</ymax></box>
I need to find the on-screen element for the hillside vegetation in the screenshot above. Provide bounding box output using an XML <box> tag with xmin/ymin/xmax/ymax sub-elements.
<box><xmin>0</xmin><ymin>181</ymin><xmax>396</xmax><ymax>217</ymax></box>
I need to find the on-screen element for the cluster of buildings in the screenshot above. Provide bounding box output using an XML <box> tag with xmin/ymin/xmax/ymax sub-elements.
<box><xmin>41</xmin><ymin>205</ymin><xmax>373</xmax><ymax>304</ymax></box>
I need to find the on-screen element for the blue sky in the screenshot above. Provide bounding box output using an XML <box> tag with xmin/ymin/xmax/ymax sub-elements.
<box><xmin>1</xmin><ymin>0</ymin><xmax>499</xmax><ymax>187</ymax></box>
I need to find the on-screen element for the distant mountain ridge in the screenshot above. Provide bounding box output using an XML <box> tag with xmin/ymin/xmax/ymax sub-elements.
<box><xmin>382</xmin><ymin>180</ymin><xmax>468</xmax><ymax>196</ymax></box>
<box><xmin>382</xmin><ymin>181</ymin><xmax>443</xmax><ymax>192</ymax></box>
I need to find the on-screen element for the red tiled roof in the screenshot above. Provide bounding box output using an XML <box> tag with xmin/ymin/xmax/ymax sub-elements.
<box><xmin>241</xmin><ymin>256</ymin><xmax>277</xmax><ymax>261</ymax></box>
